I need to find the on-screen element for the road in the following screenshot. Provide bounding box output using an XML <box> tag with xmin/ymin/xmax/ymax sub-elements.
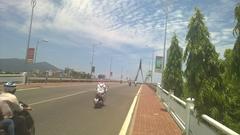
<box><xmin>15</xmin><ymin>83</ymin><xmax>139</xmax><ymax>135</ymax></box>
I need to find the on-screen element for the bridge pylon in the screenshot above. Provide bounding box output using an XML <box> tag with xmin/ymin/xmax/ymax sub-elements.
<box><xmin>134</xmin><ymin>59</ymin><xmax>144</xmax><ymax>83</ymax></box>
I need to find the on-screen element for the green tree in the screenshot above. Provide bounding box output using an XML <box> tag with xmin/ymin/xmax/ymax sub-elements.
<box><xmin>222</xmin><ymin>49</ymin><xmax>240</xmax><ymax>133</ymax></box>
<box><xmin>222</xmin><ymin>3</ymin><xmax>240</xmax><ymax>133</ymax></box>
<box><xmin>222</xmin><ymin>49</ymin><xmax>233</xmax><ymax>80</ymax></box>
<box><xmin>183</xmin><ymin>8</ymin><xmax>225</xmax><ymax>121</ymax></box>
<box><xmin>162</xmin><ymin>33</ymin><xmax>183</xmax><ymax>97</ymax></box>
<box><xmin>232</xmin><ymin>3</ymin><xmax>240</xmax><ymax>80</ymax></box>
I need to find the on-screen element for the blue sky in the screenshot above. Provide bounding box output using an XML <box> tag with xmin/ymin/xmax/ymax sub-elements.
<box><xmin>0</xmin><ymin>0</ymin><xmax>239</xmax><ymax>81</ymax></box>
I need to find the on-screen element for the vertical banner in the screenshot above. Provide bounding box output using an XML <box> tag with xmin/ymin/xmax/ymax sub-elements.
<box><xmin>155</xmin><ymin>56</ymin><xmax>163</xmax><ymax>73</ymax></box>
<box><xmin>27</xmin><ymin>48</ymin><xmax>35</xmax><ymax>64</ymax></box>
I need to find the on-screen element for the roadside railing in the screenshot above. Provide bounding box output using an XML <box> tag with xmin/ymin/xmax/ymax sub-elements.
<box><xmin>0</xmin><ymin>73</ymin><xmax>121</xmax><ymax>84</ymax></box>
<box><xmin>156</xmin><ymin>84</ymin><xmax>239</xmax><ymax>135</ymax></box>
<box><xmin>0</xmin><ymin>73</ymin><xmax>27</xmax><ymax>84</ymax></box>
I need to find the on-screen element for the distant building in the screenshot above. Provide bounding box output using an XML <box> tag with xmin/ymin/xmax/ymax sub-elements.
<box><xmin>64</xmin><ymin>67</ymin><xmax>74</xmax><ymax>77</ymax></box>
<box><xmin>52</xmin><ymin>71</ymin><xmax>63</xmax><ymax>78</ymax></box>
<box><xmin>47</xmin><ymin>70</ymin><xmax>53</xmax><ymax>77</ymax></box>
<box><xmin>33</xmin><ymin>69</ymin><xmax>40</xmax><ymax>74</ymax></box>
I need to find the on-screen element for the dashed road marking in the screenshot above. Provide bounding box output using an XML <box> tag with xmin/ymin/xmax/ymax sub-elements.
<box><xmin>29</xmin><ymin>91</ymin><xmax>88</xmax><ymax>106</ymax></box>
<box><xmin>17</xmin><ymin>83</ymin><xmax>96</xmax><ymax>92</ymax></box>
<box><xmin>18</xmin><ymin>87</ymin><xmax>41</xmax><ymax>91</ymax></box>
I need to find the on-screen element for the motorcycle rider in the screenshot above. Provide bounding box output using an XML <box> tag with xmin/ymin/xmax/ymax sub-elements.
<box><xmin>0</xmin><ymin>100</ymin><xmax>15</xmax><ymax>135</ymax></box>
<box><xmin>0</xmin><ymin>82</ymin><xmax>29</xmax><ymax>135</ymax></box>
<box><xmin>128</xmin><ymin>79</ymin><xmax>132</xmax><ymax>86</ymax></box>
<box><xmin>96</xmin><ymin>81</ymin><xmax>107</xmax><ymax>103</ymax></box>
<box><xmin>134</xmin><ymin>81</ymin><xmax>137</xmax><ymax>86</ymax></box>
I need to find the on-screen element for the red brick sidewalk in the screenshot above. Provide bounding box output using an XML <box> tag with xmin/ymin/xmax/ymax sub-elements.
<box><xmin>131</xmin><ymin>85</ymin><xmax>182</xmax><ymax>135</ymax></box>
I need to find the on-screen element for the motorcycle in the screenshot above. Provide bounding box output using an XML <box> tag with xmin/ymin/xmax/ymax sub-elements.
<box><xmin>128</xmin><ymin>81</ymin><xmax>132</xmax><ymax>87</ymax></box>
<box><xmin>0</xmin><ymin>101</ymin><xmax>35</xmax><ymax>135</ymax></box>
<box><xmin>93</xmin><ymin>86</ymin><xmax>107</xmax><ymax>108</ymax></box>
<box><xmin>93</xmin><ymin>92</ymin><xmax>105</xmax><ymax>108</ymax></box>
<box><xmin>134</xmin><ymin>81</ymin><xmax>137</xmax><ymax>87</ymax></box>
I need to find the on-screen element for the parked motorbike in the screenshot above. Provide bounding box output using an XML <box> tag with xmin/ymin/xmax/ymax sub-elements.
<box><xmin>0</xmin><ymin>101</ymin><xmax>35</xmax><ymax>135</ymax></box>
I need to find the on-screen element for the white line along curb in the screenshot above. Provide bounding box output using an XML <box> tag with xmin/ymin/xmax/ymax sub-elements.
<box><xmin>119</xmin><ymin>85</ymin><xmax>142</xmax><ymax>135</ymax></box>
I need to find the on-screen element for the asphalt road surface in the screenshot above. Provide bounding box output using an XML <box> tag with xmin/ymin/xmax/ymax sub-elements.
<box><xmin>15</xmin><ymin>83</ymin><xmax>139</xmax><ymax>135</ymax></box>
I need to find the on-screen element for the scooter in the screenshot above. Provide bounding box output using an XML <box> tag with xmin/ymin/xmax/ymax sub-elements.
<box><xmin>93</xmin><ymin>84</ymin><xmax>108</xmax><ymax>108</ymax></box>
<box><xmin>134</xmin><ymin>81</ymin><xmax>137</xmax><ymax>87</ymax></box>
<box><xmin>93</xmin><ymin>92</ymin><xmax>105</xmax><ymax>108</ymax></box>
<box><xmin>19</xmin><ymin>101</ymin><xmax>35</xmax><ymax>135</ymax></box>
<box><xmin>0</xmin><ymin>101</ymin><xmax>35</xmax><ymax>135</ymax></box>
<box><xmin>128</xmin><ymin>81</ymin><xmax>132</xmax><ymax>87</ymax></box>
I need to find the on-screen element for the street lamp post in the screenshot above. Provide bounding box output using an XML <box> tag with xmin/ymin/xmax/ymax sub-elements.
<box><xmin>34</xmin><ymin>39</ymin><xmax>48</xmax><ymax>63</ymax></box>
<box><xmin>146</xmin><ymin>45</ymin><xmax>163</xmax><ymax>83</ymax></box>
<box><xmin>146</xmin><ymin>45</ymin><xmax>156</xmax><ymax>83</ymax></box>
<box><xmin>120</xmin><ymin>67</ymin><xmax>123</xmax><ymax>81</ymax></box>
<box><xmin>109</xmin><ymin>57</ymin><xmax>112</xmax><ymax>80</ymax></box>
<box><xmin>25</xmin><ymin>0</ymin><xmax>37</xmax><ymax>63</ymax></box>
<box><xmin>161</xmin><ymin>0</ymin><xmax>169</xmax><ymax>85</ymax></box>
<box><xmin>90</xmin><ymin>42</ymin><xmax>101</xmax><ymax>78</ymax></box>
<box><xmin>90</xmin><ymin>44</ymin><xmax>95</xmax><ymax>77</ymax></box>
<box><xmin>162</xmin><ymin>6</ymin><xmax>168</xmax><ymax>70</ymax></box>
<box><xmin>151</xmin><ymin>49</ymin><xmax>154</xmax><ymax>83</ymax></box>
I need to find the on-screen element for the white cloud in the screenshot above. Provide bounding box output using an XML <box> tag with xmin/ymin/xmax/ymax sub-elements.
<box><xmin>0</xmin><ymin>0</ymin><xmax>238</xmax><ymax>56</ymax></box>
<box><xmin>1</xmin><ymin>0</ymin><xmax>158</xmax><ymax>49</ymax></box>
<box><xmin>210</xmin><ymin>27</ymin><xmax>234</xmax><ymax>48</ymax></box>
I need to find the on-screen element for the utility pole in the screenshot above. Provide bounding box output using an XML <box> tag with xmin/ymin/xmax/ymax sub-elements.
<box><xmin>25</xmin><ymin>0</ymin><xmax>37</xmax><ymax>63</ymax></box>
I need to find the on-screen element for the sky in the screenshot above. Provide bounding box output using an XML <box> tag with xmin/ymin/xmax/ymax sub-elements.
<box><xmin>0</xmin><ymin>0</ymin><xmax>239</xmax><ymax>82</ymax></box>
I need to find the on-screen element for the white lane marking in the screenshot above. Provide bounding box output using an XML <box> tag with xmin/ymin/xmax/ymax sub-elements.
<box><xmin>29</xmin><ymin>91</ymin><xmax>88</xmax><ymax>106</ymax></box>
<box><xmin>41</xmin><ymin>83</ymin><xmax>96</xmax><ymax>88</ymax></box>
<box><xmin>119</xmin><ymin>85</ymin><xmax>142</xmax><ymax>135</ymax></box>
<box><xmin>18</xmin><ymin>87</ymin><xmax>40</xmax><ymax>92</ymax></box>
<box><xmin>17</xmin><ymin>83</ymin><xmax>96</xmax><ymax>92</ymax></box>
<box><xmin>17</xmin><ymin>83</ymin><xmax>123</xmax><ymax>92</ymax></box>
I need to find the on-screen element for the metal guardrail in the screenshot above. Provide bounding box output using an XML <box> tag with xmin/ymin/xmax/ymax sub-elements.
<box><xmin>201</xmin><ymin>115</ymin><xmax>239</xmax><ymax>135</ymax></box>
<box><xmin>156</xmin><ymin>84</ymin><xmax>239</xmax><ymax>135</ymax></box>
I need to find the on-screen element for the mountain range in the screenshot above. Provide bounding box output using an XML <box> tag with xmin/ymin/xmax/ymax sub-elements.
<box><xmin>0</xmin><ymin>58</ymin><xmax>60</xmax><ymax>72</ymax></box>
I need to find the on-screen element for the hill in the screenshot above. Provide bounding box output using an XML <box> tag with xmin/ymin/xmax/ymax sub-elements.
<box><xmin>0</xmin><ymin>58</ymin><xmax>60</xmax><ymax>72</ymax></box>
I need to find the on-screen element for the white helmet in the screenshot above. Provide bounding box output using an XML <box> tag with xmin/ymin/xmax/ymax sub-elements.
<box><xmin>3</xmin><ymin>82</ymin><xmax>16</xmax><ymax>94</ymax></box>
<box><xmin>99</xmin><ymin>83</ymin><xmax>104</xmax><ymax>88</ymax></box>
